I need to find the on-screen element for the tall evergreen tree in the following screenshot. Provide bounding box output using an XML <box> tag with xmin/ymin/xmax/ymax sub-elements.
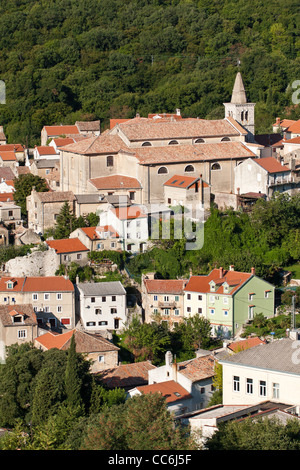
<box><xmin>64</xmin><ymin>334</ymin><xmax>84</xmax><ymax>414</ymax></box>
<box><xmin>54</xmin><ymin>201</ymin><xmax>77</xmax><ymax>239</ymax></box>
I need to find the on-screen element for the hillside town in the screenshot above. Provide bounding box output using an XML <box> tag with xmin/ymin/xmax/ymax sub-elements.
<box><xmin>0</xmin><ymin>71</ymin><xmax>300</xmax><ymax>449</ymax></box>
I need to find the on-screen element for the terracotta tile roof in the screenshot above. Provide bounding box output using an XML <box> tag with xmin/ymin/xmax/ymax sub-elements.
<box><xmin>184</xmin><ymin>268</ymin><xmax>252</xmax><ymax>296</ymax></box>
<box><xmin>17</xmin><ymin>166</ymin><xmax>30</xmax><ymax>175</ymax></box>
<box><xmin>110</xmin><ymin>118</ymin><xmax>131</xmax><ymax>129</ymax></box>
<box><xmin>46</xmin><ymin>237</ymin><xmax>89</xmax><ymax>254</ymax></box>
<box><xmin>51</xmin><ymin>137</ymin><xmax>75</xmax><ymax>147</ymax></box>
<box><xmin>78</xmin><ymin>225</ymin><xmax>120</xmax><ymax>240</ymax></box>
<box><xmin>0</xmin><ymin>276</ymin><xmax>74</xmax><ymax>292</ymax></box>
<box><xmin>35</xmin><ymin>328</ymin><xmax>119</xmax><ymax>353</ymax></box>
<box><xmin>283</xmin><ymin>136</ymin><xmax>300</xmax><ymax>145</ymax></box>
<box><xmin>75</xmin><ymin>120</ymin><xmax>100</xmax><ymax>132</ymax></box>
<box><xmin>96</xmin><ymin>361</ymin><xmax>157</xmax><ymax>388</ymax></box>
<box><xmin>286</xmin><ymin>119</ymin><xmax>300</xmax><ymax>134</ymax></box>
<box><xmin>34</xmin><ymin>190</ymin><xmax>75</xmax><ymax>202</ymax></box>
<box><xmin>43</xmin><ymin>125</ymin><xmax>80</xmax><ymax>136</ymax></box>
<box><xmin>0</xmin><ymin>193</ymin><xmax>14</xmax><ymax>202</ymax></box>
<box><xmin>0</xmin><ymin>304</ymin><xmax>37</xmax><ymax>327</ymax></box>
<box><xmin>273</xmin><ymin>119</ymin><xmax>296</xmax><ymax>128</ymax></box>
<box><xmin>116</xmin><ymin>117</ymin><xmax>245</xmax><ymax>141</ymax></box>
<box><xmin>228</xmin><ymin>336</ymin><xmax>267</xmax><ymax>353</ymax></box>
<box><xmin>177</xmin><ymin>355</ymin><xmax>216</xmax><ymax>381</ymax></box>
<box><xmin>144</xmin><ymin>279</ymin><xmax>188</xmax><ymax>294</ymax></box>
<box><xmin>164</xmin><ymin>175</ymin><xmax>209</xmax><ymax>189</ymax></box>
<box><xmin>0</xmin><ymin>151</ymin><xmax>16</xmax><ymax>161</ymax></box>
<box><xmin>225</xmin><ymin>116</ymin><xmax>248</xmax><ymax>135</ymax></box>
<box><xmin>0</xmin><ymin>167</ymin><xmax>15</xmax><ymax>180</ymax></box>
<box><xmin>60</xmin><ymin>134</ymin><xmax>127</xmax><ymax>155</ymax></box>
<box><xmin>113</xmin><ymin>205</ymin><xmax>147</xmax><ymax>220</ymax></box>
<box><xmin>0</xmin><ymin>144</ymin><xmax>24</xmax><ymax>152</ymax></box>
<box><xmin>89</xmin><ymin>174</ymin><xmax>142</xmax><ymax>190</ymax></box>
<box><xmin>133</xmin><ymin>141</ymin><xmax>256</xmax><ymax>165</ymax></box>
<box><xmin>35</xmin><ymin>146</ymin><xmax>57</xmax><ymax>155</ymax></box>
<box><xmin>136</xmin><ymin>380</ymin><xmax>192</xmax><ymax>403</ymax></box>
<box><xmin>255</xmin><ymin>157</ymin><xmax>290</xmax><ymax>174</ymax></box>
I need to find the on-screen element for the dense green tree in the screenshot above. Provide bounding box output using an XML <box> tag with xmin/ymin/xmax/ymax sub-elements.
<box><xmin>13</xmin><ymin>174</ymin><xmax>49</xmax><ymax>217</ymax></box>
<box><xmin>81</xmin><ymin>393</ymin><xmax>198</xmax><ymax>450</ymax></box>
<box><xmin>175</xmin><ymin>314</ymin><xmax>212</xmax><ymax>352</ymax></box>
<box><xmin>53</xmin><ymin>201</ymin><xmax>77</xmax><ymax>239</ymax></box>
<box><xmin>64</xmin><ymin>334</ymin><xmax>84</xmax><ymax>414</ymax></box>
<box><xmin>206</xmin><ymin>416</ymin><xmax>300</xmax><ymax>450</ymax></box>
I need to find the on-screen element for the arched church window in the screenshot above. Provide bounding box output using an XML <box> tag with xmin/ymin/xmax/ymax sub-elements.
<box><xmin>157</xmin><ymin>166</ymin><xmax>168</xmax><ymax>174</ymax></box>
<box><xmin>184</xmin><ymin>165</ymin><xmax>195</xmax><ymax>172</ymax></box>
<box><xmin>211</xmin><ymin>163</ymin><xmax>221</xmax><ymax>170</ymax></box>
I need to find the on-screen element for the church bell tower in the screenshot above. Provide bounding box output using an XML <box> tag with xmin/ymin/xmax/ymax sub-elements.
<box><xmin>224</xmin><ymin>72</ymin><xmax>255</xmax><ymax>142</ymax></box>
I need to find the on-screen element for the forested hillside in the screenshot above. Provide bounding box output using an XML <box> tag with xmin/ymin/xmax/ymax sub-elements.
<box><xmin>0</xmin><ymin>0</ymin><xmax>299</xmax><ymax>146</ymax></box>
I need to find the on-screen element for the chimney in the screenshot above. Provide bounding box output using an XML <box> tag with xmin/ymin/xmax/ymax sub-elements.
<box><xmin>276</xmin><ymin>117</ymin><xmax>280</xmax><ymax>125</ymax></box>
<box><xmin>229</xmin><ymin>265</ymin><xmax>234</xmax><ymax>271</ymax></box>
<box><xmin>219</xmin><ymin>267</ymin><xmax>223</xmax><ymax>277</ymax></box>
<box><xmin>172</xmin><ymin>356</ymin><xmax>178</xmax><ymax>382</ymax></box>
<box><xmin>176</xmin><ymin>108</ymin><xmax>181</xmax><ymax>116</ymax></box>
<box><xmin>251</xmin><ymin>267</ymin><xmax>255</xmax><ymax>275</ymax></box>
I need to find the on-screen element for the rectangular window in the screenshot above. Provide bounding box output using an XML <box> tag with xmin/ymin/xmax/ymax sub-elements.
<box><xmin>57</xmin><ymin>306</ymin><xmax>62</xmax><ymax>313</ymax></box>
<box><xmin>57</xmin><ymin>293</ymin><xmax>62</xmax><ymax>300</ymax></box>
<box><xmin>112</xmin><ymin>296</ymin><xmax>116</xmax><ymax>302</ymax></box>
<box><xmin>246</xmin><ymin>378</ymin><xmax>253</xmax><ymax>394</ymax></box>
<box><xmin>248</xmin><ymin>293</ymin><xmax>254</xmax><ymax>301</ymax></box>
<box><xmin>187</xmin><ymin>307</ymin><xmax>191</xmax><ymax>313</ymax></box>
<box><xmin>198</xmin><ymin>308</ymin><xmax>202</xmax><ymax>314</ymax></box>
<box><xmin>102</xmin><ymin>296</ymin><xmax>106</xmax><ymax>302</ymax></box>
<box><xmin>86</xmin><ymin>321</ymin><xmax>96</xmax><ymax>327</ymax></box>
<box><xmin>44</xmin><ymin>306</ymin><xmax>50</xmax><ymax>313</ymax></box>
<box><xmin>272</xmin><ymin>383</ymin><xmax>279</xmax><ymax>399</ymax></box>
<box><xmin>164</xmin><ymin>296</ymin><xmax>169</xmax><ymax>302</ymax></box>
<box><xmin>209</xmin><ymin>308</ymin><xmax>215</xmax><ymax>315</ymax></box>
<box><xmin>187</xmin><ymin>293</ymin><xmax>191</xmax><ymax>300</ymax></box>
<box><xmin>32</xmin><ymin>294</ymin><xmax>38</xmax><ymax>301</ymax></box>
<box><xmin>18</xmin><ymin>330</ymin><xmax>27</xmax><ymax>339</ymax></box>
<box><xmin>175</xmin><ymin>296</ymin><xmax>179</xmax><ymax>302</ymax></box>
<box><xmin>110</xmin><ymin>308</ymin><xmax>117</xmax><ymax>314</ymax></box>
<box><xmin>174</xmin><ymin>309</ymin><xmax>180</xmax><ymax>316</ymax></box>
<box><xmin>44</xmin><ymin>293</ymin><xmax>50</xmax><ymax>301</ymax></box>
<box><xmin>223</xmin><ymin>310</ymin><xmax>228</xmax><ymax>316</ymax></box>
<box><xmin>98</xmin><ymin>355</ymin><xmax>105</xmax><ymax>363</ymax></box>
<box><xmin>198</xmin><ymin>295</ymin><xmax>202</xmax><ymax>301</ymax></box>
<box><xmin>91</xmin><ymin>297</ymin><xmax>95</xmax><ymax>303</ymax></box>
<box><xmin>163</xmin><ymin>309</ymin><xmax>170</xmax><ymax>315</ymax></box>
<box><xmin>265</xmin><ymin>291</ymin><xmax>270</xmax><ymax>298</ymax></box>
<box><xmin>154</xmin><ymin>295</ymin><xmax>158</xmax><ymax>301</ymax></box>
<box><xmin>233</xmin><ymin>376</ymin><xmax>240</xmax><ymax>392</ymax></box>
<box><xmin>223</xmin><ymin>297</ymin><xmax>228</xmax><ymax>304</ymax></box>
<box><xmin>259</xmin><ymin>380</ymin><xmax>266</xmax><ymax>397</ymax></box>
<box><xmin>77</xmin><ymin>253</ymin><xmax>82</xmax><ymax>260</ymax></box>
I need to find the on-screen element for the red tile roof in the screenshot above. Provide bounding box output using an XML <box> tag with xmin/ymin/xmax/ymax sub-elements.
<box><xmin>133</xmin><ymin>141</ymin><xmax>256</xmax><ymax>165</ymax></box>
<box><xmin>177</xmin><ymin>355</ymin><xmax>216</xmax><ymax>382</ymax></box>
<box><xmin>116</xmin><ymin>117</ymin><xmax>246</xmax><ymax>141</ymax></box>
<box><xmin>0</xmin><ymin>304</ymin><xmax>37</xmax><ymax>326</ymax></box>
<box><xmin>136</xmin><ymin>380</ymin><xmax>192</xmax><ymax>403</ymax></box>
<box><xmin>144</xmin><ymin>279</ymin><xmax>188</xmax><ymax>294</ymax></box>
<box><xmin>79</xmin><ymin>225</ymin><xmax>119</xmax><ymax>239</ymax></box>
<box><xmin>113</xmin><ymin>205</ymin><xmax>147</xmax><ymax>220</ymax></box>
<box><xmin>0</xmin><ymin>144</ymin><xmax>24</xmax><ymax>152</ymax></box>
<box><xmin>272</xmin><ymin>119</ymin><xmax>296</xmax><ymax>128</ymax></box>
<box><xmin>184</xmin><ymin>268</ymin><xmax>252</xmax><ymax>296</ymax></box>
<box><xmin>0</xmin><ymin>151</ymin><xmax>16</xmax><ymax>161</ymax></box>
<box><xmin>110</xmin><ymin>118</ymin><xmax>131</xmax><ymax>129</ymax></box>
<box><xmin>89</xmin><ymin>174</ymin><xmax>142</xmax><ymax>190</ymax></box>
<box><xmin>60</xmin><ymin>134</ymin><xmax>127</xmax><ymax>155</ymax></box>
<box><xmin>0</xmin><ymin>276</ymin><xmax>74</xmax><ymax>292</ymax></box>
<box><xmin>228</xmin><ymin>336</ymin><xmax>266</xmax><ymax>353</ymax></box>
<box><xmin>43</xmin><ymin>125</ymin><xmax>80</xmax><ymax>136</ymax></box>
<box><xmin>46</xmin><ymin>238</ymin><xmax>89</xmax><ymax>254</ymax></box>
<box><xmin>0</xmin><ymin>193</ymin><xmax>14</xmax><ymax>202</ymax></box>
<box><xmin>255</xmin><ymin>157</ymin><xmax>290</xmax><ymax>174</ymax></box>
<box><xmin>286</xmin><ymin>119</ymin><xmax>300</xmax><ymax>134</ymax></box>
<box><xmin>283</xmin><ymin>136</ymin><xmax>300</xmax><ymax>145</ymax></box>
<box><xmin>35</xmin><ymin>146</ymin><xmax>57</xmax><ymax>155</ymax></box>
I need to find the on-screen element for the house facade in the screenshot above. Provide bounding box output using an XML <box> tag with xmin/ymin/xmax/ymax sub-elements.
<box><xmin>148</xmin><ymin>350</ymin><xmax>216</xmax><ymax>412</ymax></box>
<box><xmin>76</xmin><ymin>281</ymin><xmax>127</xmax><ymax>333</ymax></box>
<box><xmin>69</xmin><ymin>226</ymin><xmax>122</xmax><ymax>252</ymax></box>
<box><xmin>26</xmin><ymin>188</ymin><xmax>75</xmax><ymax>235</ymax></box>
<box><xmin>218</xmin><ymin>334</ymin><xmax>300</xmax><ymax>407</ymax></box>
<box><xmin>142</xmin><ymin>274</ymin><xmax>188</xmax><ymax>328</ymax></box>
<box><xmin>34</xmin><ymin>328</ymin><xmax>120</xmax><ymax>373</ymax></box>
<box><xmin>0</xmin><ymin>276</ymin><xmax>75</xmax><ymax>331</ymax></box>
<box><xmin>184</xmin><ymin>266</ymin><xmax>275</xmax><ymax>338</ymax></box>
<box><xmin>46</xmin><ymin>238</ymin><xmax>89</xmax><ymax>264</ymax></box>
<box><xmin>234</xmin><ymin>156</ymin><xmax>295</xmax><ymax>199</ymax></box>
<box><xmin>0</xmin><ymin>304</ymin><xmax>38</xmax><ymax>363</ymax></box>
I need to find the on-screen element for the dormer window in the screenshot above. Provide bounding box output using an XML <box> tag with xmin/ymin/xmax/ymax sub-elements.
<box><xmin>6</xmin><ymin>280</ymin><xmax>15</xmax><ymax>289</ymax></box>
<box><xmin>223</xmin><ymin>282</ymin><xmax>229</xmax><ymax>293</ymax></box>
<box><xmin>209</xmin><ymin>281</ymin><xmax>216</xmax><ymax>292</ymax></box>
<box><xmin>9</xmin><ymin>309</ymin><xmax>24</xmax><ymax>324</ymax></box>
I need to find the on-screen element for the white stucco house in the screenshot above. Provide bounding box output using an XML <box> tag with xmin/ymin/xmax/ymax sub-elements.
<box><xmin>218</xmin><ymin>331</ymin><xmax>300</xmax><ymax>407</ymax></box>
<box><xmin>147</xmin><ymin>350</ymin><xmax>216</xmax><ymax>412</ymax></box>
<box><xmin>76</xmin><ymin>281</ymin><xmax>127</xmax><ymax>333</ymax></box>
<box><xmin>234</xmin><ymin>156</ymin><xmax>294</xmax><ymax>199</ymax></box>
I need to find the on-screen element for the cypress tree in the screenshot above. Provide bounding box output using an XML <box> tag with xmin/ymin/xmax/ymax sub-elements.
<box><xmin>64</xmin><ymin>334</ymin><xmax>84</xmax><ymax>414</ymax></box>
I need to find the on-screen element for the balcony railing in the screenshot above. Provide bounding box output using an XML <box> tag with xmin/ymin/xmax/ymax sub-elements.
<box><xmin>158</xmin><ymin>301</ymin><xmax>177</xmax><ymax>309</ymax></box>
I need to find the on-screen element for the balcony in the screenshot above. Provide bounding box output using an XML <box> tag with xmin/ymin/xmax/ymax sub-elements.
<box><xmin>269</xmin><ymin>175</ymin><xmax>294</xmax><ymax>186</ymax></box>
<box><xmin>158</xmin><ymin>301</ymin><xmax>177</xmax><ymax>309</ymax></box>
